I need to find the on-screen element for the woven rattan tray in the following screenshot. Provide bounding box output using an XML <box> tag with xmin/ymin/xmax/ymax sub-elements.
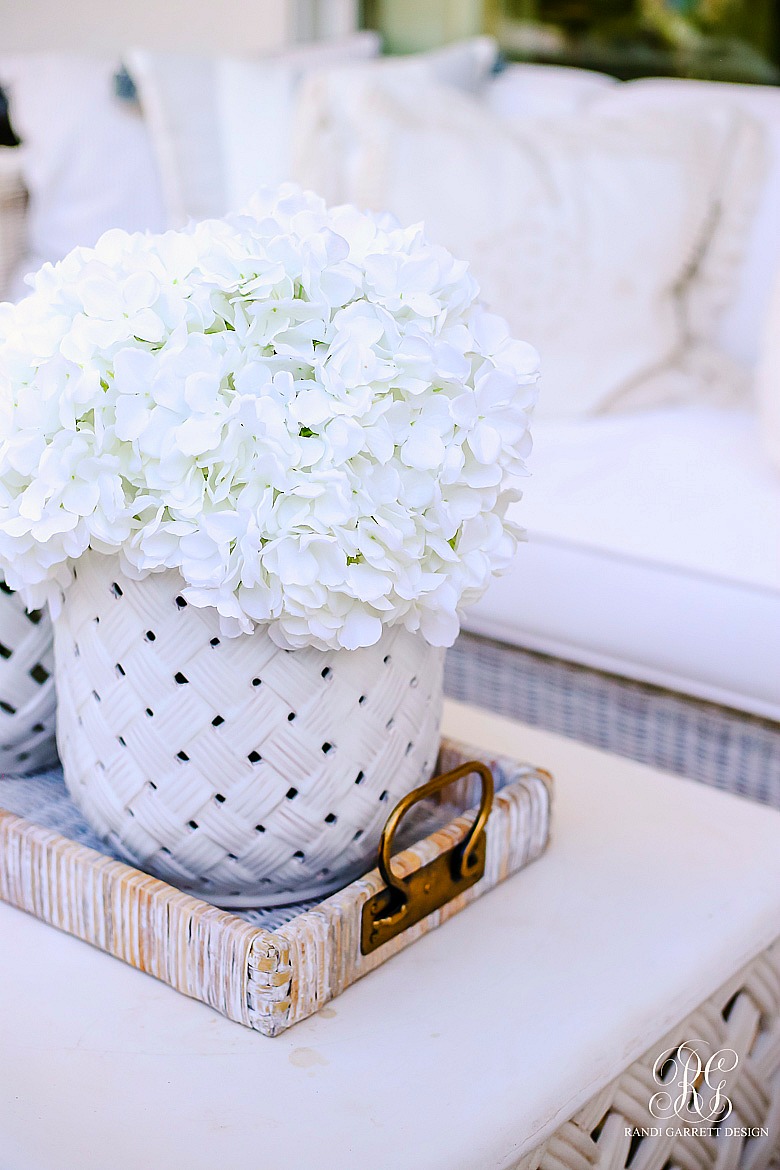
<box><xmin>0</xmin><ymin>735</ymin><xmax>552</xmax><ymax>1035</ymax></box>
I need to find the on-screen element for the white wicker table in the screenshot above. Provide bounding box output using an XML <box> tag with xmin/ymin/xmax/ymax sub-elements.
<box><xmin>1</xmin><ymin>700</ymin><xmax>779</xmax><ymax>1170</ymax></box>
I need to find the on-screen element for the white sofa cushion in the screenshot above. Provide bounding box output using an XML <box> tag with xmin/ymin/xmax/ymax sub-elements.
<box><xmin>462</xmin><ymin>405</ymin><xmax>780</xmax><ymax>720</ymax></box>
<box><xmin>293</xmin><ymin>72</ymin><xmax>763</xmax><ymax>417</ymax></box>
<box><xmin>0</xmin><ymin>55</ymin><xmax>166</xmax><ymax>298</ymax></box>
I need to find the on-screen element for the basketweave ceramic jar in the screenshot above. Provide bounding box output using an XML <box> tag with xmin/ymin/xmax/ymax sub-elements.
<box><xmin>53</xmin><ymin>552</ymin><xmax>444</xmax><ymax>906</ymax></box>
<box><xmin>0</xmin><ymin>582</ymin><xmax>58</xmax><ymax>775</ymax></box>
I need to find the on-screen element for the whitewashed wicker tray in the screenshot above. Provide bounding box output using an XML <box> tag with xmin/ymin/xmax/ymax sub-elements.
<box><xmin>0</xmin><ymin>735</ymin><xmax>552</xmax><ymax>1036</ymax></box>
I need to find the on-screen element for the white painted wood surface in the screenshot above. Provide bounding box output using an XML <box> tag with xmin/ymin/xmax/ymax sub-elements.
<box><xmin>1</xmin><ymin>699</ymin><xmax>779</xmax><ymax>1170</ymax></box>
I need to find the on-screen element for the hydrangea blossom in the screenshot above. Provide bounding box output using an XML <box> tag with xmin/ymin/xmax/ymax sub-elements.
<box><xmin>0</xmin><ymin>188</ymin><xmax>538</xmax><ymax>650</ymax></box>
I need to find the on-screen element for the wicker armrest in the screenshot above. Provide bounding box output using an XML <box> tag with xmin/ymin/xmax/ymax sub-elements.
<box><xmin>0</xmin><ymin>147</ymin><xmax>28</xmax><ymax>301</ymax></box>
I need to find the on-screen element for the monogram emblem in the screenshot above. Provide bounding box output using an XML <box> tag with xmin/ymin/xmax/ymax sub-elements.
<box><xmin>649</xmin><ymin>1040</ymin><xmax>738</xmax><ymax>1123</ymax></box>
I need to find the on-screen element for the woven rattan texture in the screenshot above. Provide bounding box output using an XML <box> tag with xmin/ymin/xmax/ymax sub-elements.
<box><xmin>515</xmin><ymin>938</ymin><xmax>780</xmax><ymax>1170</ymax></box>
<box><xmin>0</xmin><ymin>737</ymin><xmax>553</xmax><ymax>1034</ymax></box>
<box><xmin>0</xmin><ymin>767</ymin><xmax>461</xmax><ymax>931</ymax></box>
<box><xmin>0</xmin><ymin>582</ymin><xmax>57</xmax><ymax>775</ymax></box>
<box><xmin>247</xmin><ymin>740</ymin><xmax>552</xmax><ymax>1032</ymax></box>
<box><xmin>446</xmin><ymin>632</ymin><xmax>780</xmax><ymax>809</ymax></box>
<box><xmin>54</xmin><ymin>553</ymin><xmax>444</xmax><ymax>903</ymax></box>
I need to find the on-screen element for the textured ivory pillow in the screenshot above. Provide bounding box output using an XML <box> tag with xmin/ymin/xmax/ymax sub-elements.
<box><xmin>485</xmin><ymin>71</ymin><xmax>780</xmax><ymax>376</ymax></box>
<box><xmin>593</xmin><ymin>79</ymin><xmax>780</xmax><ymax>375</ymax></box>
<box><xmin>293</xmin><ymin>74</ymin><xmax>763</xmax><ymax>417</ymax></box>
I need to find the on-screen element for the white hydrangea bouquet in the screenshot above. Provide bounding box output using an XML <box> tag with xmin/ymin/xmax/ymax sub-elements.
<box><xmin>0</xmin><ymin>188</ymin><xmax>538</xmax><ymax>903</ymax></box>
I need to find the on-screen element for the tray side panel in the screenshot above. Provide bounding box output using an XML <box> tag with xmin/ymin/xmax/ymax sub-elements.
<box><xmin>247</xmin><ymin>740</ymin><xmax>552</xmax><ymax>1035</ymax></box>
<box><xmin>0</xmin><ymin>809</ymin><xmax>263</xmax><ymax>1026</ymax></box>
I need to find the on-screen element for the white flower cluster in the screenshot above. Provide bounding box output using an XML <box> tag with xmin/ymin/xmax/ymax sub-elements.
<box><xmin>0</xmin><ymin>188</ymin><xmax>538</xmax><ymax>650</ymax></box>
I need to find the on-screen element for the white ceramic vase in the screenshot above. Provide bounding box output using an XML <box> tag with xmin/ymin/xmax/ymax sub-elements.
<box><xmin>53</xmin><ymin>552</ymin><xmax>444</xmax><ymax>906</ymax></box>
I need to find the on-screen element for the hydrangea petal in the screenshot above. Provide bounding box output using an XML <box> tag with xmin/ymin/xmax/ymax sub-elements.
<box><xmin>0</xmin><ymin>186</ymin><xmax>538</xmax><ymax>651</ymax></box>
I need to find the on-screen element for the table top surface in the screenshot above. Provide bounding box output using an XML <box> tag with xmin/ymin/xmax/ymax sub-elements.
<box><xmin>2</xmin><ymin>700</ymin><xmax>780</xmax><ymax>1170</ymax></box>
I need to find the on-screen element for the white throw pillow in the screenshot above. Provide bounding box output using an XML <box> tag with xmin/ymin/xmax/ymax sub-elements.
<box><xmin>223</xmin><ymin>34</ymin><xmax>497</xmax><ymax>215</ymax></box>
<box><xmin>486</xmin><ymin>62</ymin><xmax>617</xmax><ymax>122</ymax></box>
<box><xmin>0</xmin><ymin>55</ymin><xmax>167</xmax><ymax>298</ymax></box>
<box><xmin>130</xmin><ymin>35</ymin><xmax>497</xmax><ymax>227</ymax></box>
<box><xmin>596</xmin><ymin>79</ymin><xmax>780</xmax><ymax>375</ymax></box>
<box><xmin>124</xmin><ymin>51</ymin><xmax>225</xmax><ymax>228</ymax></box>
<box><xmin>293</xmin><ymin>73</ymin><xmax>763</xmax><ymax>417</ymax></box>
<box><xmin>128</xmin><ymin>33</ymin><xmax>387</xmax><ymax>226</ymax></box>
<box><xmin>485</xmin><ymin>68</ymin><xmax>780</xmax><ymax>376</ymax></box>
<box><xmin>755</xmin><ymin>266</ymin><xmax>780</xmax><ymax>473</ymax></box>
<box><xmin>217</xmin><ymin>36</ymin><xmax>383</xmax><ymax>213</ymax></box>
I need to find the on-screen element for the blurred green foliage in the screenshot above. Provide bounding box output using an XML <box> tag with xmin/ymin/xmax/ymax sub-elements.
<box><xmin>496</xmin><ymin>0</ymin><xmax>779</xmax><ymax>81</ymax></box>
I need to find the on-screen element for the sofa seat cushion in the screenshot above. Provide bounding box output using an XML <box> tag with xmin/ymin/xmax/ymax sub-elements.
<box><xmin>462</xmin><ymin>406</ymin><xmax>780</xmax><ymax>720</ymax></box>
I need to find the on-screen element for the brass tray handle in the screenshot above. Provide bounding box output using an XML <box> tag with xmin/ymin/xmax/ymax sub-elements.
<box><xmin>360</xmin><ymin>760</ymin><xmax>494</xmax><ymax>956</ymax></box>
